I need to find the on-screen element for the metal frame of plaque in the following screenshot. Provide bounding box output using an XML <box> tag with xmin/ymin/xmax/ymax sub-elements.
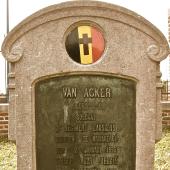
<box><xmin>35</xmin><ymin>73</ymin><xmax>136</xmax><ymax>170</ymax></box>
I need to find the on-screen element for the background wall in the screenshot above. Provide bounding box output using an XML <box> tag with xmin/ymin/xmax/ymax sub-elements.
<box><xmin>0</xmin><ymin>96</ymin><xmax>8</xmax><ymax>136</ymax></box>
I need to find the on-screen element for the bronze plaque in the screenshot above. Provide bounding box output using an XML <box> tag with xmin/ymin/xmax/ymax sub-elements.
<box><xmin>35</xmin><ymin>74</ymin><xmax>136</xmax><ymax>170</ymax></box>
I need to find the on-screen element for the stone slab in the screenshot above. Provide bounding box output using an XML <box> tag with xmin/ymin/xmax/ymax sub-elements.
<box><xmin>1</xmin><ymin>1</ymin><xmax>169</xmax><ymax>170</ymax></box>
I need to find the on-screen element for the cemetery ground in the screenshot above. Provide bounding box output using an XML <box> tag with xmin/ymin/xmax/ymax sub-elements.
<box><xmin>0</xmin><ymin>128</ymin><xmax>169</xmax><ymax>170</ymax></box>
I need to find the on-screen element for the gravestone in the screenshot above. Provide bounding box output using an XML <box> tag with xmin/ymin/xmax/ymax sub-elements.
<box><xmin>1</xmin><ymin>1</ymin><xmax>169</xmax><ymax>170</ymax></box>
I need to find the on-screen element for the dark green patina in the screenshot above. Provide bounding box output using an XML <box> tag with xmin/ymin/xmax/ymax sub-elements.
<box><xmin>35</xmin><ymin>74</ymin><xmax>136</xmax><ymax>170</ymax></box>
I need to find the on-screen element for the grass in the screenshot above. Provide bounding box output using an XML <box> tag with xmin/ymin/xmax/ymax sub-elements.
<box><xmin>0</xmin><ymin>129</ymin><xmax>169</xmax><ymax>170</ymax></box>
<box><xmin>155</xmin><ymin>128</ymin><xmax>170</xmax><ymax>170</ymax></box>
<box><xmin>0</xmin><ymin>137</ymin><xmax>16</xmax><ymax>170</ymax></box>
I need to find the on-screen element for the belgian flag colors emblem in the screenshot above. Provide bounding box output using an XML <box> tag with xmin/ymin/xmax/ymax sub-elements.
<box><xmin>65</xmin><ymin>25</ymin><xmax>105</xmax><ymax>65</ymax></box>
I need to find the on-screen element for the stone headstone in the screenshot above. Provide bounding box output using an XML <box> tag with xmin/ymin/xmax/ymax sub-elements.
<box><xmin>1</xmin><ymin>1</ymin><xmax>169</xmax><ymax>170</ymax></box>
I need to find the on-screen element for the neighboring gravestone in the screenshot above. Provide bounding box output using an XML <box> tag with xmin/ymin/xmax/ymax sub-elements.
<box><xmin>1</xmin><ymin>1</ymin><xmax>169</xmax><ymax>170</ymax></box>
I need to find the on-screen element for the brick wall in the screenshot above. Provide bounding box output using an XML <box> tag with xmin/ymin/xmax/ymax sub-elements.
<box><xmin>162</xmin><ymin>102</ymin><xmax>170</xmax><ymax>128</ymax></box>
<box><xmin>162</xmin><ymin>111</ymin><xmax>170</xmax><ymax>127</ymax></box>
<box><xmin>0</xmin><ymin>95</ymin><xmax>7</xmax><ymax>103</ymax></box>
<box><xmin>0</xmin><ymin>104</ymin><xmax>8</xmax><ymax>136</ymax></box>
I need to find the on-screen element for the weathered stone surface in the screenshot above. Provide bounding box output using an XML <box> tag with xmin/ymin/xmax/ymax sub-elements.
<box><xmin>1</xmin><ymin>1</ymin><xmax>169</xmax><ymax>170</ymax></box>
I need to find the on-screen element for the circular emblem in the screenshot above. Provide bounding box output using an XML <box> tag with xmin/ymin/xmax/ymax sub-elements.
<box><xmin>65</xmin><ymin>25</ymin><xmax>105</xmax><ymax>65</ymax></box>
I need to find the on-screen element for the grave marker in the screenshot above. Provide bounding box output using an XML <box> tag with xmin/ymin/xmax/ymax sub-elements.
<box><xmin>1</xmin><ymin>1</ymin><xmax>169</xmax><ymax>170</ymax></box>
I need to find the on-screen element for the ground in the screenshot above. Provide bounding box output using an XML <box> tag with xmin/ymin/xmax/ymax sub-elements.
<box><xmin>0</xmin><ymin>137</ymin><xmax>16</xmax><ymax>170</ymax></box>
<box><xmin>155</xmin><ymin>128</ymin><xmax>170</xmax><ymax>170</ymax></box>
<box><xmin>0</xmin><ymin>128</ymin><xmax>169</xmax><ymax>170</ymax></box>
